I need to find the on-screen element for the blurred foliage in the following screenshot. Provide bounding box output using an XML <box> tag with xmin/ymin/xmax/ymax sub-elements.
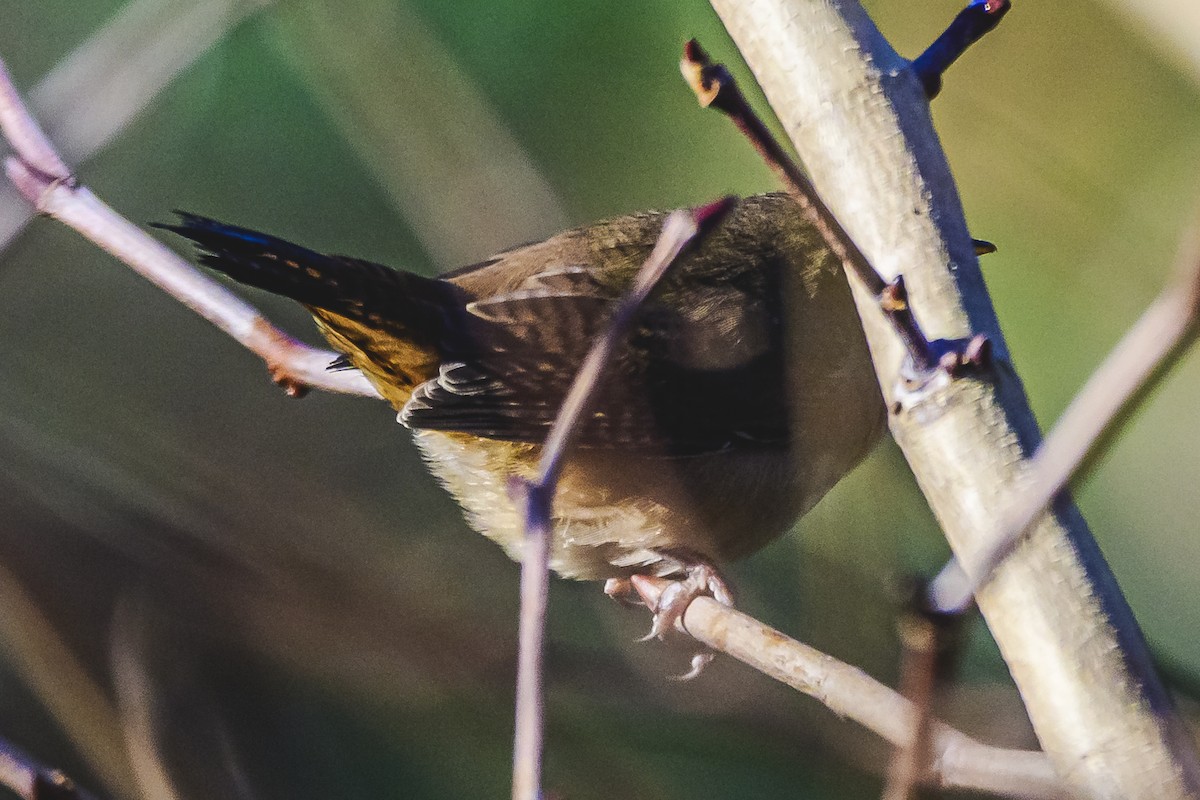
<box><xmin>0</xmin><ymin>1</ymin><xmax>1199</xmax><ymax>798</ymax></box>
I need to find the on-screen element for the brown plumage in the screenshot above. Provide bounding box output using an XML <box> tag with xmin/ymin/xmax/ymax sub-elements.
<box><xmin>158</xmin><ymin>193</ymin><xmax>885</xmax><ymax>581</ymax></box>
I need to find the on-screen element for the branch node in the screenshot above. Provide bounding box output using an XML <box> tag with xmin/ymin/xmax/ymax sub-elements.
<box><xmin>252</xmin><ymin>319</ymin><xmax>315</xmax><ymax>398</ymax></box>
<box><xmin>681</xmin><ymin>42</ymin><xmax>991</xmax><ymax>403</ymax></box>
<box><xmin>4</xmin><ymin>155</ymin><xmax>77</xmax><ymax>213</ymax></box>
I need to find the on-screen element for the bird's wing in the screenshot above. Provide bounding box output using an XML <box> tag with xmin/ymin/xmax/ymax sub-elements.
<box><xmin>403</xmin><ymin>264</ymin><xmax>789</xmax><ymax>455</ymax></box>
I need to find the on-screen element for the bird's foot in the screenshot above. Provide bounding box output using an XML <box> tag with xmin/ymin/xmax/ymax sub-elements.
<box><xmin>640</xmin><ymin>562</ymin><xmax>734</xmax><ymax>640</ymax></box>
<box><xmin>631</xmin><ymin>561</ymin><xmax>735</xmax><ymax>680</ymax></box>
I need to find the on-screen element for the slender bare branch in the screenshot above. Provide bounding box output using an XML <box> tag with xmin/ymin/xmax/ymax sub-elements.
<box><xmin>630</xmin><ymin>576</ymin><xmax>1066</xmax><ymax>800</ymax></box>
<box><xmin>883</xmin><ymin>606</ymin><xmax>960</xmax><ymax>800</ymax></box>
<box><xmin>0</xmin><ymin>0</ymin><xmax>264</xmax><ymax>253</ymax></box>
<box><xmin>0</xmin><ymin>558</ymin><xmax>135</xmax><ymax>800</ymax></box>
<box><xmin>929</xmin><ymin>213</ymin><xmax>1200</xmax><ymax>612</ymax></box>
<box><xmin>0</xmin><ymin>735</ymin><xmax>101</xmax><ymax>800</ymax></box>
<box><xmin>0</xmin><ymin>60</ymin><xmax>378</xmax><ymax>399</ymax></box>
<box><xmin>508</xmin><ymin>198</ymin><xmax>736</xmax><ymax>800</ymax></box>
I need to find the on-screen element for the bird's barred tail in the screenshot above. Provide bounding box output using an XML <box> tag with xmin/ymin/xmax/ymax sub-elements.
<box><xmin>153</xmin><ymin>212</ymin><xmax>458</xmax><ymax>335</ymax></box>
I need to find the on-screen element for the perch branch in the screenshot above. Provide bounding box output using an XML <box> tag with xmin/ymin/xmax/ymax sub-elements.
<box><xmin>706</xmin><ymin>0</ymin><xmax>1200</xmax><ymax>796</ymax></box>
<box><xmin>508</xmin><ymin>199</ymin><xmax>736</xmax><ymax>800</ymax></box>
<box><xmin>0</xmin><ymin>57</ymin><xmax>379</xmax><ymax>399</ymax></box>
<box><xmin>630</xmin><ymin>576</ymin><xmax>1065</xmax><ymax>800</ymax></box>
<box><xmin>930</xmin><ymin>212</ymin><xmax>1200</xmax><ymax>611</ymax></box>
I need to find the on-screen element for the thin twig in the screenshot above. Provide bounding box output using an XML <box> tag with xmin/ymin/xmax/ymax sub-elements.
<box><xmin>882</xmin><ymin>604</ymin><xmax>960</xmax><ymax>800</ymax></box>
<box><xmin>508</xmin><ymin>198</ymin><xmax>736</xmax><ymax>800</ymax></box>
<box><xmin>630</xmin><ymin>576</ymin><xmax>1065</xmax><ymax>800</ymax></box>
<box><xmin>0</xmin><ymin>59</ymin><xmax>378</xmax><ymax>399</ymax></box>
<box><xmin>0</xmin><ymin>0</ymin><xmax>265</xmax><ymax>253</ymax></box>
<box><xmin>0</xmin><ymin>559</ymin><xmax>125</xmax><ymax>800</ymax></box>
<box><xmin>911</xmin><ymin>0</ymin><xmax>1011</xmax><ymax>99</ymax></box>
<box><xmin>680</xmin><ymin>40</ymin><xmax>988</xmax><ymax>379</ymax></box>
<box><xmin>929</xmin><ymin>213</ymin><xmax>1200</xmax><ymax>613</ymax></box>
<box><xmin>0</xmin><ymin>735</ymin><xmax>100</xmax><ymax>800</ymax></box>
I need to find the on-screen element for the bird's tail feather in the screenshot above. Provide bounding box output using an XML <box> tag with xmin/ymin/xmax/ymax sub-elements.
<box><xmin>153</xmin><ymin>212</ymin><xmax>458</xmax><ymax>336</ymax></box>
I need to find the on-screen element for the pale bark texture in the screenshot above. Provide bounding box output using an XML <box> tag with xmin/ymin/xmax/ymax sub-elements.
<box><xmin>708</xmin><ymin>0</ymin><xmax>1200</xmax><ymax>797</ymax></box>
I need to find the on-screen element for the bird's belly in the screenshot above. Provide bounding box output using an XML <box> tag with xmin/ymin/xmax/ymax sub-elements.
<box><xmin>411</xmin><ymin>429</ymin><xmax>807</xmax><ymax>581</ymax></box>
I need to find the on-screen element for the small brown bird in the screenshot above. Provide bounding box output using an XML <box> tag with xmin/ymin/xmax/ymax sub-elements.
<box><xmin>158</xmin><ymin>193</ymin><xmax>885</xmax><ymax>605</ymax></box>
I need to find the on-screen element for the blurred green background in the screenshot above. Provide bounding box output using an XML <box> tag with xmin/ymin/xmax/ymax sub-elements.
<box><xmin>0</xmin><ymin>1</ymin><xmax>1199</xmax><ymax>798</ymax></box>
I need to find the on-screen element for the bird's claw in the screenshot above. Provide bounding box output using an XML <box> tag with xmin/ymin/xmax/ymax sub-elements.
<box><xmin>634</xmin><ymin>561</ymin><xmax>734</xmax><ymax>679</ymax></box>
<box><xmin>642</xmin><ymin>561</ymin><xmax>734</xmax><ymax>640</ymax></box>
<box><xmin>670</xmin><ymin>651</ymin><xmax>715</xmax><ymax>681</ymax></box>
<box><xmin>603</xmin><ymin>577</ymin><xmax>644</xmax><ymax>608</ymax></box>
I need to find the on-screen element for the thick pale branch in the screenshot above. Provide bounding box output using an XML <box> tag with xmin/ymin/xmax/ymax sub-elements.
<box><xmin>632</xmin><ymin>577</ymin><xmax>1065</xmax><ymax>800</ymax></box>
<box><xmin>707</xmin><ymin>0</ymin><xmax>1200</xmax><ymax>797</ymax></box>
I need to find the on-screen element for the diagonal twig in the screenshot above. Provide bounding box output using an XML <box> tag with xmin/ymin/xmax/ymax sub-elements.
<box><xmin>680</xmin><ymin>40</ymin><xmax>989</xmax><ymax>381</ymax></box>
<box><xmin>0</xmin><ymin>0</ymin><xmax>266</xmax><ymax>253</ymax></box>
<box><xmin>508</xmin><ymin>197</ymin><xmax>736</xmax><ymax>800</ymax></box>
<box><xmin>0</xmin><ymin>56</ymin><xmax>378</xmax><ymax>399</ymax></box>
<box><xmin>928</xmin><ymin>211</ymin><xmax>1200</xmax><ymax>613</ymax></box>
<box><xmin>911</xmin><ymin>0</ymin><xmax>1011</xmax><ymax>99</ymax></box>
